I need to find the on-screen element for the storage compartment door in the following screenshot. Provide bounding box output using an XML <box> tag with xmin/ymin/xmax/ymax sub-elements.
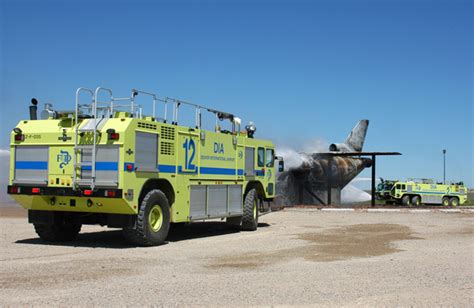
<box><xmin>14</xmin><ymin>146</ymin><xmax>49</xmax><ymax>185</ymax></box>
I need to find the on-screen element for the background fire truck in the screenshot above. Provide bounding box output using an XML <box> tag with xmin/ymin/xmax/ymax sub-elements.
<box><xmin>376</xmin><ymin>178</ymin><xmax>467</xmax><ymax>206</ymax></box>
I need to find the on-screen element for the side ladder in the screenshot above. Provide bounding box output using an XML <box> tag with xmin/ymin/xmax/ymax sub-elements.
<box><xmin>73</xmin><ymin>87</ymin><xmax>113</xmax><ymax>190</ymax></box>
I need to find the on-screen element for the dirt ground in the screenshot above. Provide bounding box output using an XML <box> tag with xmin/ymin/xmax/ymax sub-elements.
<box><xmin>0</xmin><ymin>207</ymin><xmax>473</xmax><ymax>306</ymax></box>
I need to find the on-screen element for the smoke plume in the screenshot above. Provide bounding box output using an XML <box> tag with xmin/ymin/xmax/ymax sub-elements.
<box><xmin>277</xmin><ymin>138</ymin><xmax>328</xmax><ymax>170</ymax></box>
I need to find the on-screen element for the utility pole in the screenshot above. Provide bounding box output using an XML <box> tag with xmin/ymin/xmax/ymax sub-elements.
<box><xmin>443</xmin><ymin>149</ymin><xmax>446</xmax><ymax>184</ymax></box>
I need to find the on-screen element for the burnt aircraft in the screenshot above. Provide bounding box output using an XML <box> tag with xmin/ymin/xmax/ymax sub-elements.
<box><xmin>276</xmin><ymin>120</ymin><xmax>372</xmax><ymax>205</ymax></box>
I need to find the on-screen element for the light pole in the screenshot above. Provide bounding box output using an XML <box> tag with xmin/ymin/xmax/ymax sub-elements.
<box><xmin>443</xmin><ymin>149</ymin><xmax>446</xmax><ymax>184</ymax></box>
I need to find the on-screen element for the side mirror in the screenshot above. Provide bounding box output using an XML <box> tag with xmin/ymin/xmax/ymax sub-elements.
<box><xmin>276</xmin><ymin>157</ymin><xmax>284</xmax><ymax>172</ymax></box>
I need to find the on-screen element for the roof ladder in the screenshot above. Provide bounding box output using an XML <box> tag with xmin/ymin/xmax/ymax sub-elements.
<box><xmin>73</xmin><ymin>87</ymin><xmax>113</xmax><ymax>191</ymax></box>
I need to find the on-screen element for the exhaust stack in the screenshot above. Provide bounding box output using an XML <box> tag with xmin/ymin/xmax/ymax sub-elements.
<box><xmin>29</xmin><ymin>98</ymin><xmax>38</xmax><ymax>120</ymax></box>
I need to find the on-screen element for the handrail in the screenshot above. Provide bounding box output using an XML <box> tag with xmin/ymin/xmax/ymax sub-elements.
<box><xmin>95</xmin><ymin>87</ymin><xmax>113</xmax><ymax>118</ymax></box>
<box><xmin>74</xmin><ymin>86</ymin><xmax>240</xmax><ymax>132</ymax></box>
<box><xmin>131</xmin><ymin>89</ymin><xmax>160</xmax><ymax>120</ymax></box>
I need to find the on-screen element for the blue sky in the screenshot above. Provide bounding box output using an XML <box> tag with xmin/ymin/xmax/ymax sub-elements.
<box><xmin>0</xmin><ymin>0</ymin><xmax>472</xmax><ymax>188</ymax></box>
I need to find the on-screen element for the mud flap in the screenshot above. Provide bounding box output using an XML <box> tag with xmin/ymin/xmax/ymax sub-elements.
<box><xmin>28</xmin><ymin>210</ymin><xmax>56</xmax><ymax>224</ymax></box>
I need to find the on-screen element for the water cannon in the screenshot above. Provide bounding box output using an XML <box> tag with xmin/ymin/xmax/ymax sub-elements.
<box><xmin>40</xmin><ymin>103</ymin><xmax>75</xmax><ymax>119</ymax></box>
<box><xmin>245</xmin><ymin>121</ymin><xmax>256</xmax><ymax>138</ymax></box>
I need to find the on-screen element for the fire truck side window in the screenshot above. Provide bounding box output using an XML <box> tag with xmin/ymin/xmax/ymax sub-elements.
<box><xmin>266</xmin><ymin>148</ymin><xmax>274</xmax><ymax>167</ymax></box>
<box><xmin>396</xmin><ymin>184</ymin><xmax>401</xmax><ymax>189</ymax></box>
<box><xmin>257</xmin><ymin>147</ymin><xmax>265</xmax><ymax>167</ymax></box>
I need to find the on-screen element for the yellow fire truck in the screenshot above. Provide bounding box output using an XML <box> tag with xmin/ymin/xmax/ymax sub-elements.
<box><xmin>376</xmin><ymin>178</ymin><xmax>467</xmax><ymax>206</ymax></box>
<box><xmin>8</xmin><ymin>87</ymin><xmax>283</xmax><ymax>246</ymax></box>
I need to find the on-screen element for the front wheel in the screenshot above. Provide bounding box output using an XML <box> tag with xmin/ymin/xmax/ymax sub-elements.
<box><xmin>34</xmin><ymin>223</ymin><xmax>81</xmax><ymax>242</ymax></box>
<box><xmin>123</xmin><ymin>189</ymin><xmax>170</xmax><ymax>246</ymax></box>
<box><xmin>241</xmin><ymin>188</ymin><xmax>259</xmax><ymax>231</ymax></box>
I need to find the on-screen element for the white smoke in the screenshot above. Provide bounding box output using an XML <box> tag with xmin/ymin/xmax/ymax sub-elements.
<box><xmin>277</xmin><ymin>138</ymin><xmax>328</xmax><ymax>170</ymax></box>
<box><xmin>301</xmin><ymin>138</ymin><xmax>328</xmax><ymax>153</ymax></box>
<box><xmin>0</xmin><ymin>149</ymin><xmax>12</xmax><ymax>202</ymax></box>
<box><xmin>277</xmin><ymin>147</ymin><xmax>308</xmax><ymax>169</ymax></box>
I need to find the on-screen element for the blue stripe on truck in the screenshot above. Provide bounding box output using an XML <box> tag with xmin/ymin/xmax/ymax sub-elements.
<box><xmin>200</xmin><ymin>167</ymin><xmax>241</xmax><ymax>175</ymax></box>
<box><xmin>158</xmin><ymin>164</ymin><xmax>177</xmax><ymax>173</ymax></box>
<box><xmin>157</xmin><ymin>164</ymin><xmax>245</xmax><ymax>176</ymax></box>
<box><xmin>15</xmin><ymin>161</ymin><xmax>48</xmax><ymax>170</ymax></box>
<box><xmin>81</xmin><ymin>162</ymin><xmax>118</xmax><ymax>171</ymax></box>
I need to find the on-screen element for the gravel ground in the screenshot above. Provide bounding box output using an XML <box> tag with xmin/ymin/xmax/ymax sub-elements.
<box><xmin>0</xmin><ymin>209</ymin><xmax>473</xmax><ymax>306</ymax></box>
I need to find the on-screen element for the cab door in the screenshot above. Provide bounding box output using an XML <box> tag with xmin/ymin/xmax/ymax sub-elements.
<box><xmin>256</xmin><ymin>147</ymin><xmax>265</xmax><ymax>177</ymax></box>
<box><xmin>265</xmin><ymin>148</ymin><xmax>275</xmax><ymax>197</ymax></box>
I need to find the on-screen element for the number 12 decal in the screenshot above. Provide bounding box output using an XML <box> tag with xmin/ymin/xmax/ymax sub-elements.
<box><xmin>183</xmin><ymin>138</ymin><xmax>196</xmax><ymax>171</ymax></box>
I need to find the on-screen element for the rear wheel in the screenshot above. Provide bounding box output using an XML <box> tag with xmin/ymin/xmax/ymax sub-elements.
<box><xmin>442</xmin><ymin>197</ymin><xmax>450</xmax><ymax>206</ymax></box>
<box><xmin>34</xmin><ymin>223</ymin><xmax>81</xmax><ymax>242</ymax></box>
<box><xmin>411</xmin><ymin>196</ymin><xmax>421</xmax><ymax>206</ymax></box>
<box><xmin>123</xmin><ymin>189</ymin><xmax>170</xmax><ymax>246</ymax></box>
<box><xmin>449</xmin><ymin>197</ymin><xmax>459</xmax><ymax>207</ymax></box>
<box><xmin>402</xmin><ymin>195</ymin><xmax>411</xmax><ymax>206</ymax></box>
<box><xmin>241</xmin><ymin>188</ymin><xmax>259</xmax><ymax>231</ymax></box>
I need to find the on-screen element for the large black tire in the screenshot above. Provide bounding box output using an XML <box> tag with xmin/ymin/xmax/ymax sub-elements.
<box><xmin>411</xmin><ymin>195</ymin><xmax>421</xmax><ymax>206</ymax></box>
<box><xmin>442</xmin><ymin>197</ymin><xmax>450</xmax><ymax>206</ymax></box>
<box><xmin>34</xmin><ymin>223</ymin><xmax>81</xmax><ymax>242</ymax></box>
<box><xmin>402</xmin><ymin>195</ymin><xmax>411</xmax><ymax>206</ymax></box>
<box><xmin>449</xmin><ymin>197</ymin><xmax>459</xmax><ymax>207</ymax></box>
<box><xmin>241</xmin><ymin>188</ymin><xmax>259</xmax><ymax>231</ymax></box>
<box><xmin>123</xmin><ymin>189</ymin><xmax>170</xmax><ymax>246</ymax></box>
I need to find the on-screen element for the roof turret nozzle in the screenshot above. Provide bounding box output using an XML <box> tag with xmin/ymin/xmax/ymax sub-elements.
<box><xmin>245</xmin><ymin>121</ymin><xmax>256</xmax><ymax>138</ymax></box>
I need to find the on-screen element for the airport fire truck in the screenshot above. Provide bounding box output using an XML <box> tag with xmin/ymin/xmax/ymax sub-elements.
<box><xmin>376</xmin><ymin>178</ymin><xmax>467</xmax><ymax>206</ymax></box>
<box><xmin>7</xmin><ymin>87</ymin><xmax>283</xmax><ymax>246</ymax></box>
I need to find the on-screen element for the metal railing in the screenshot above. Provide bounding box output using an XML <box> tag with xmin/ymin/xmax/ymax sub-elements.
<box><xmin>75</xmin><ymin>86</ymin><xmax>239</xmax><ymax>132</ymax></box>
<box><xmin>72</xmin><ymin>86</ymin><xmax>242</xmax><ymax>189</ymax></box>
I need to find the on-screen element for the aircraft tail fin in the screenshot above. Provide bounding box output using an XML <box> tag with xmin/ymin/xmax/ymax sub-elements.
<box><xmin>344</xmin><ymin>120</ymin><xmax>369</xmax><ymax>152</ymax></box>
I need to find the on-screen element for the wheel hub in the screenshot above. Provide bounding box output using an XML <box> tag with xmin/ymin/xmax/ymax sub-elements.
<box><xmin>148</xmin><ymin>205</ymin><xmax>163</xmax><ymax>232</ymax></box>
